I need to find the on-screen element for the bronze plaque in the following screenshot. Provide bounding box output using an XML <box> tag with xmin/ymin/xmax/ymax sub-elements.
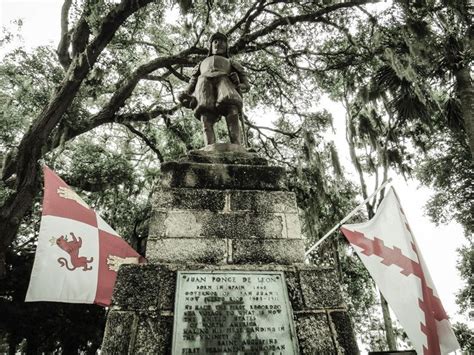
<box><xmin>172</xmin><ymin>271</ymin><xmax>298</xmax><ymax>355</ymax></box>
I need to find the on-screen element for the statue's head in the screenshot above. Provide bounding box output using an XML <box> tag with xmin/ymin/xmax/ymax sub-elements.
<box><xmin>208</xmin><ymin>32</ymin><xmax>229</xmax><ymax>57</ymax></box>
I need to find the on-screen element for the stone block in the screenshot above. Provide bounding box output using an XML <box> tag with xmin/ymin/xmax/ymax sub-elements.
<box><xmin>329</xmin><ymin>310</ymin><xmax>360</xmax><ymax>354</ymax></box>
<box><xmin>285</xmin><ymin>213</ymin><xmax>302</xmax><ymax>239</ymax></box>
<box><xmin>148</xmin><ymin>211</ymin><xmax>203</xmax><ymax>239</ymax></box>
<box><xmin>149</xmin><ymin>211</ymin><xmax>293</xmax><ymax>240</ymax></box>
<box><xmin>283</xmin><ymin>269</ymin><xmax>304</xmax><ymax>311</ymax></box>
<box><xmin>147</xmin><ymin>238</ymin><xmax>227</xmax><ymax>264</ymax></box>
<box><xmin>161</xmin><ymin>161</ymin><xmax>287</xmax><ymax>190</ymax></box>
<box><xmin>101</xmin><ymin>311</ymin><xmax>137</xmax><ymax>354</ymax></box>
<box><xmin>298</xmin><ymin>268</ymin><xmax>345</xmax><ymax>309</ymax></box>
<box><xmin>294</xmin><ymin>312</ymin><xmax>335</xmax><ymax>354</ymax></box>
<box><xmin>152</xmin><ymin>188</ymin><xmax>225</xmax><ymax>212</ymax></box>
<box><xmin>157</xmin><ymin>266</ymin><xmax>178</xmax><ymax>311</ymax></box>
<box><xmin>152</xmin><ymin>189</ymin><xmax>298</xmax><ymax>213</ymax></box>
<box><xmin>112</xmin><ymin>264</ymin><xmax>161</xmax><ymax>310</ymax></box>
<box><xmin>111</xmin><ymin>264</ymin><xmax>177</xmax><ymax>311</ymax></box>
<box><xmin>232</xmin><ymin>239</ymin><xmax>305</xmax><ymax>264</ymax></box>
<box><xmin>187</xmin><ymin>144</ymin><xmax>268</xmax><ymax>165</ymax></box>
<box><xmin>133</xmin><ymin>313</ymin><xmax>173</xmax><ymax>354</ymax></box>
<box><xmin>102</xmin><ymin>264</ymin><xmax>358</xmax><ymax>354</ymax></box>
<box><xmin>229</xmin><ymin>190</ymin><xmax>298</xmax><ymax>213</ymax></box>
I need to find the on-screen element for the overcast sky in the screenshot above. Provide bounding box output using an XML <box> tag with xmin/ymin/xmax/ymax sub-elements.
<box><xmin>0</xmin><ymin>0</ymin><xmax>470</xmax><ymax>331</ymax></box>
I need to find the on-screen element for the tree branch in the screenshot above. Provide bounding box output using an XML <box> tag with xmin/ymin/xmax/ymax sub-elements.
<box><xmin>245</xmin><ymin>119</ymin><xmax>301</xmax><ymax>138</ymax></box>
<box><xmin>318</xmin><ymin>17</ymin><xmax>360</xmax><ymax>49</ymax></box>
<box><xmin>162</xmin><ymin>114</ymin><xmax>194</xmax><ymax>150</ymax></box>
<box><xmin>4</xmin><ymin>50</ymin><xmax>197</xmax><ymax>179</ymax></box>
<box><xmin>230</xmin><ymin>0</ymin><xmax>374</xmax><ymax>54</ymax></box>
<box><xmin>166</xmin><ymin>65</ymin><xmax>190</xmax><ymax>82</ymax></box>
<box><xmin>226</xmin><ymin>0</ymin><xmax>266</xmax><ymax>37</ymax></box>
<box><xmin>56</xmin><ymin>0</ymin><xmax>73</xmax><ymax>69</ymax></box>
<box><xmin>128</xmin><ymin>40</ymin><xmax>171</xmax><ymax>53</ymax></box>
<box><xmin>123</xmin><ymin>123</ymin><xmax>164</xmax><ymax>162</ymax></box>
<box><xmin>70</xmin><ymin>2</ymin><xmax>91</xmax><ymax>57</ymax></box>
<box><xmin>55</xmin><ymin>105</ymin><xmax>180</xmax><ymax>151</ymax></box>
<box><xmin>0</xmin><ymin>0</ymin><xmax>157</xmax><ymax>277</ymax></box>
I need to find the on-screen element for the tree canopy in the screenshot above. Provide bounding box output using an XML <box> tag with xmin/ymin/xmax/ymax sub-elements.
<box><xmin>0</xmin><ymin>0</ymin><xmax>472</xmax><ymax>352</ymax></box>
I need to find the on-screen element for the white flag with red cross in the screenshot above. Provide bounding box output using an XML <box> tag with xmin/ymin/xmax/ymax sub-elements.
<box><xmin>340</xmin><ymin>187</ymin><xmax>460</xmax><ymax>355</ymax></box>
<box><xmin>25</xmin><ymin>166</ymin><xmax>145</xmax><ymax>306</ymax></box>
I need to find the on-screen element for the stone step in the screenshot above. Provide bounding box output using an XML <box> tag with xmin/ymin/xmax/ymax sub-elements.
<box><xmin>187</xmin><ymin>144</ymin><xmax>269</xmax><ymax>165</ymax></box>
<box><xmin>160</xmin><ymin>161</ymin><xmax>286</xmax><ymax>190</ymax></box>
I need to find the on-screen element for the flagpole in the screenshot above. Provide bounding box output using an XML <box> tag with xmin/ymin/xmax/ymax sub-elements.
<box><xmin>304</xmin><ymin>178</ymin><xmax>392</xmax><ymax>258</ymax></box>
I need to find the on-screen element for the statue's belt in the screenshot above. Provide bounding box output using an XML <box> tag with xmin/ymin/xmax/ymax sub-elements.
<box><xmin>199</xmin><ymin>71</ymin><xmax>230</xmax><ymax>79</ymax></box>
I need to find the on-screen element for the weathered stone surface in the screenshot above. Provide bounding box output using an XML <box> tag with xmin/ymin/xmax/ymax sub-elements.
<box><xmin>103</xmin><ymin>151</ymin><xmax>359</xmax><ymax>354</ymax></box>
<box><xmin>299</xmin><ymin>267</ymin><xmax>345</xmax><ymax>309</ymax></box>
<box><xmin>284</xmin><ymin>269</ymin><xmax>304</xmax><ymax>311</ymax></box>
<box><xmin>188</xmin><ymin>144</ymin><xmax>268</xmax><ymax>165</ymax></box>
<box><xmin>294</xmin><ymin>312</ymin><xmax>335</xmax><ymax>354</ymax></box>
<box><xmin>149</xmin><ymin>210</ymin><xmax>295</xmax><ymax>240</ymax></box>
<box><xmin>232</xmin><ymin>239</ymin><xmax>305</xmax><ymax>264</ymax></box>
<box><xmin>111</xmin><ymin>264</ymin><xmax>177</xmax><ymax>311</ymax></box>
<box><xmin>161</xmin><ymin>161</ymin><xmax>286</xmax><ymax>190</ymax></box>
<box><xmin>229</xmin><ymin>190</ymin><xmax>298</xmax><ymax>213</ymax></box>
<box><xmin>329</xmin><ymin>310</ymin><xmax>360</xmax><ymax>354</ymax></box>
<box><xmin>147</xmin><ymin>238</ymin><xmax>227</xmax><ymax>264</ymax></box>
<box><xmin>152</xmin><ymin>188</ymin><xmax>225</xmax><ymax>212</ymax></box>
<box><xmin>285</xmin><ymin>213</ymin><xmax>302</xmax><ymax>238</ymax></box>
<box><xmin>200</xmin><ymin>143</ymin><xmax>247</xmax><ymax>153</ymax></box>
<box><xmin>156</xmin><ymin>267</ymin><xmax>178</xmax><ymax>311</ymax></box>
<box><xmin>149</xmin><ymin>211</ymin><xmax>202</xmax><ymax>239</ymax></box>
<box><xmin>112</xmin><ymin>264</ymin><xmax>161</xmax><ymax>310</ymax></box>
<box><xmin>152</xmin><ymin>188</ymin><xmax>298</xmax><ymax>213</ymax></box>
<box><xmin>101</xmin><ymin>311</ymin><xmax>137</xmax><ymax>354</ymax></box>
<box><xmin>102</xmin><ymin>263</ymin><xmax>359</xmax><ymax>354</ymax></box>
<box><xmin>133</xmin><ymin>313</ymin><xmax>173</xmax><ymax>354</ymax></box>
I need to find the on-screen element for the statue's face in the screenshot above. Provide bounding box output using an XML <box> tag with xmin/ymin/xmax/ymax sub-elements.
<box><xmin>211</xmin><ymin>38</ymin><xmax>227</xmax><ymax>55</ymax></box>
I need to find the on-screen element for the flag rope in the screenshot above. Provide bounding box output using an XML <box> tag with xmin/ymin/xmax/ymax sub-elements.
<box><xmin>304</xmin><ymin>178</ymin><xmax>393</xmax><ymax>258</ymax></box>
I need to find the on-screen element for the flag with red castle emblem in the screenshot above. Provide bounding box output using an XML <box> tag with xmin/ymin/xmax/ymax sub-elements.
<box><xmin>25</xmin><ymin>166</ymin><xmax>145</xmax><ymax>306</ymax></box>
<box><xmin>341</xmin><ymin>187</ymin><xmax>460</xmax><ymax>355</ymax></box>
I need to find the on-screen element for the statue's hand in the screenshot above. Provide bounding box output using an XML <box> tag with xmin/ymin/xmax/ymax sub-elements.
<box><xmin>229</xmin><ymin>72</ymin><xmax>240</xmax><ymax>87</ymax></box>
<box><xmin>178</xmin><ymin>91</ymin><xmax>188</xmax><ymax>103</ymax></box>
<box><xmin>178</xmin><ymin>92</ymin><xmax>197</xmax><ymax>109</ymax></box>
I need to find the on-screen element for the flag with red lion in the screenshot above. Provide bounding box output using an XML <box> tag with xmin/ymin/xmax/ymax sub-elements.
<box><xmin>341</xmin><ymin>187</ymin><xmax>459</xmax><ymax>355</ymax></box>
<box><xmin>26</xmin><ymin>166</ymin><xmax>145</xmax><ymax>306</ymax></box>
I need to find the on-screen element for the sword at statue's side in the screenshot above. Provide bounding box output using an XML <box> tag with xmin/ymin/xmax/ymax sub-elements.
<box><xmin>240</xmin><ymin>112</ymin><xmax>249</xmax><ymax>148</ymax></box>
<box><xmin>305</xmin><ymin>178</ymin><xmax>393</xmax><ymax>260</ymax></box>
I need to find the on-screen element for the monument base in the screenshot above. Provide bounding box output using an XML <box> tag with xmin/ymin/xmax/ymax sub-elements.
<box><xmin>101</xmin><ymin>150</ymin><xmax>359</xmax><ymax>354</ymax></box>
<box><xmin>101</xmin><ymin>263</ymin><xmax>359</xmax><ymax>354</ymax></box>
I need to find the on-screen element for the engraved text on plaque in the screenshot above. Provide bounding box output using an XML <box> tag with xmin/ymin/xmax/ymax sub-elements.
<box><xmin>172</xmin><ymin>271</ymin><xmax>298</xmax><ymax>354</ymax></box>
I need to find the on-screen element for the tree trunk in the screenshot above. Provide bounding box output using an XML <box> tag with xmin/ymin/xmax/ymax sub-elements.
<box><xmin>454</xmin><ymin>65</ymin><xmax>474</xmax><ymax>159</ymax></box>
<box><xmin>344</xmin><ymin>96</ymin><xmax>373</xmax><ymax>215</ymax></box>
<box><xmin>370</xmin><ymin>199</ymin><xmax>397</xmax><ymax>351</ymax></box>
<box><xmin>380</xmin><ymin>291</ymin><xmax>397</xmax><ymax>351</ymax></box>
<box><xmin>0</xmin><ymin>0</ymin><xmax>155</xmax><ymax>277</ymax></box>
<box><xmin>344</xmin><ymin>97</ymin><xmax>397</xmax><ymax>350</ymax></box>
<box><xmin>370</xmin><ymin>206</ymin><xmax>397</xmax><ymax>351</ymax></box>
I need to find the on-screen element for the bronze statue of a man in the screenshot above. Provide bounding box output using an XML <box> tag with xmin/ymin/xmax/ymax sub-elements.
<box><xmin>179</xmin><ymin>32</ymin><xmax>250</xmax><ymax>146</ymax></box>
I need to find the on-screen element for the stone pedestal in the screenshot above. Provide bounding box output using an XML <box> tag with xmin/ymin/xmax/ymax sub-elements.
<box><xmin>101</xmin><ymin>145</ymin><xmax>359</xmax><ymax>354</ymax></box>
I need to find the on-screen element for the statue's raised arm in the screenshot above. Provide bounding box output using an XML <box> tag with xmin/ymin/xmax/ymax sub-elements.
<box><xmin>178</xmin><ymin>32</ymin><xmax>250</xmax><ymax>147</ymax></box>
